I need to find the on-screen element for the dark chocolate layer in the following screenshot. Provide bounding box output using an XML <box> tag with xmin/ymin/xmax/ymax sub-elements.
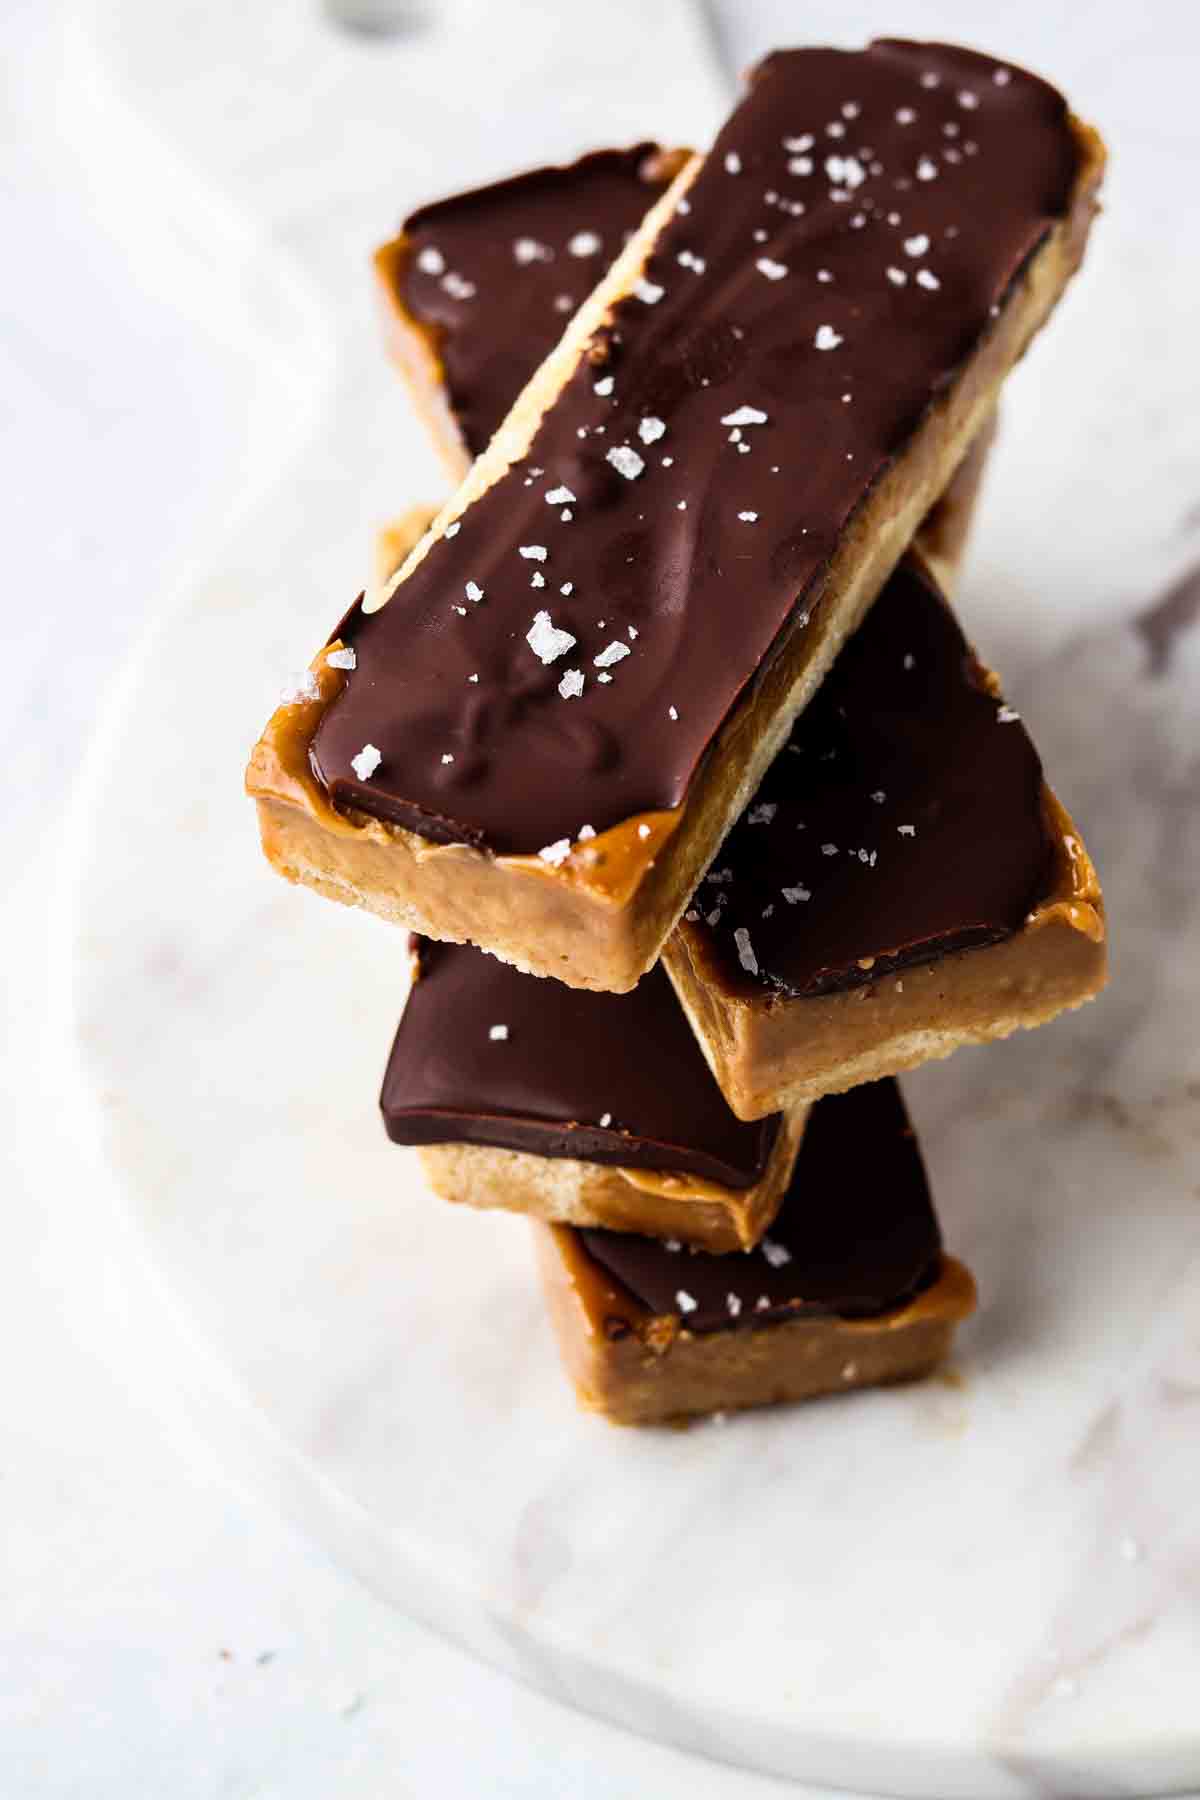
<box><xmin>400</xmin><ymin>146</ymin><xmax>678</xmax><ymax>458</ymax></box>
<box><xmin>381</xmin><ymin>940</ymin><xmax>780</xmax><ymax>1188</ymax></box>
<box><xmin>313</xmin><ymin>41</ymin><xmax>1079</xmax><ymax>855</ymax></box>
<box><xmin>688</xmin><ymin>552</ymin><xmax>1052</xmax><ymax>997</ymax></box>
<box><xmin>581</xmin><ymin>1079</ymin><xmax>940</xmax><ymax>1332</ymax></box>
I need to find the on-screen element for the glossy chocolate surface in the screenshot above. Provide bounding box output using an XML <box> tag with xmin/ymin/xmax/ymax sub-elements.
<box><xmin>381</xmin><ymin>940</ymin><xmax>780</xmax><ymax>1187</ymax></box>
<box><xmin>581</xmin><ymin>1079</ymin><xmax>939</xmax><ymax>1331</ymax></box>
<box><xmin>687</xmin><ymin>553</ymin><xmax>1052</xmax><ymax>997</ymax></box>
<box><xmin>400</xmin><ymin>145</ymin><xmax>678</xmax><ymax>458</ymax></box>
<box><xmin>312</xmin><ymin>40</ymin><xmax>1080</xmax><ymax>854</ymax></box>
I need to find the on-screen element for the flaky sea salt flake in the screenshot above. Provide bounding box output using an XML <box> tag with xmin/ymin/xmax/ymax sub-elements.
<box><xmin>558</xmin><ymin>668</ymin><xmax>585</xmax><ymax>700</ymax></box>
<box><xmin>634</xmin><ymin>278</ymin><xmax>664</xmax><ymax>305</ymax></box>
<box><xmin>350</xmin><ymin>743</ymin><xmax>381</xmax><ymax>781</ymax></box>
<box><xmin>416</xmin><ymin>246</ymin><xmax>445</xmax><ymax>275</ymax></box>
<box><xmin>606</xmin><ymin>445</ymin><xmax>645</xmax><ymax>481</ymax></box>
<box><xmin>538</xmin><ymin>838</ymin><xmax>572</xmax><ymax>867</ymax></box>
<box><xmin>488</xmin><ymin>1024</ymin><xmax>509</xmax><ymax>1041</ymax></box>
<box><xmin>757</xmin><ymin>257</ymin><xmax>789</xmax><ymax>281</ymax></box>
<box><xmin>814</xmin><ymin>324</ymin><xmax>843</xmax><ymax>350</ymax></box>
<box><xmin>826</xmin><ymin>153</ymin><xmax>866</xmax><ymax>189</ymax></box>
<box><xmin>734</xmin><ymin>927</ymin><xmax>758</xmax><ymax>976</ymax></box>
<box><xmin>762</xmin><ymin>1238</ymin><xmax>792</xmax><ymax>1268</ymax></box>
<box><xmin>568</xmin><ymin>230</ymin><xmax>601</xmax><ymax>257</ymax></box>
<box><xmin>526</xmin><ymin>610</ymin><xmax>576</xmax><ymax>664</ymax></box>
<box><xmin>545</xmin><ymin>485</ymin><xmax>576</xmax><ymax>506</ymax></box>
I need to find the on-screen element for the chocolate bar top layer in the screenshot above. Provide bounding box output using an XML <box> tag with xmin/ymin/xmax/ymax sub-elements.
<box><xmin>688</xmin><ymin>553</ymin><xmax>1053</xmax><ymax>998</ymax></box>
<box><xmin>582</xmin><ymin>1079</ymin><xmax>939</xmax><ymax>1332</ymax></box>
<box><xmin>400</xmin><ymin>146</ymin><xmax>677</xmax><ymax>458</ymax></box>
<box><xmin>313</xmin><ymin>40</ymin><xmax>1080</xmax><ymax>855</ymax></box>
<box><xmin>381</xmin><ymin>940</ymin><xmax>781</xmax><ymax>1187</ymax></box>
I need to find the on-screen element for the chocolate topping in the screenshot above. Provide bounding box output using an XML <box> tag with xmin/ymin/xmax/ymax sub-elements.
<box><xmin>381</xmin><ymin>939</ymin><xmax>780</xmax><ymax>1187</ymax></box>
<box><xmin>581</xmin><ymin>1079</ymin><xmax>940</xmax><ymax>1332</ymax></box>
<box><xmin>313</xmin><ymin>41</ymin><xmax>1080</xmax><ymax>856</ymax></box>
<box><xmin>400</xmin><ymin>146</ymin><xmax>678</xmax><ymax>458</ymax></box>
<box><xmin>687</xmin><ymin>553</ymin><xmax>1052</xmax><ymax>997</ymax></box>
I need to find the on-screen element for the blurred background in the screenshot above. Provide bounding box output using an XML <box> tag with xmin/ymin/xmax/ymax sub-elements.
<box><xmin>3</xmin><ymin>2</ymin><xmax>1196</xmax><ymax>1795</ymax></box>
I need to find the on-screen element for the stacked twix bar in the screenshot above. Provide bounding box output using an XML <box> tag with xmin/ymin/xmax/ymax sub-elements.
<box><xmin>247</xmin><ymin>41</ymin><xmax>1107</xmax><ymax>1424</ymax></box>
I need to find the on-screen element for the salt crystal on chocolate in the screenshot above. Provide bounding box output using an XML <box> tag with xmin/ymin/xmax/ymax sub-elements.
<box><xmin>606</xmin><ymin>445</ymin><xmax>645</xmax><ymax>480</ymax></box>
<box><xmin>638</xmin><ymin>416</ymin><xmax>666</xmax><ymax>444</ymax></box>
<box><xmin>538</xmin><ymin>838</ymin><xmax>572</xmax><ymax>866</ymax></box>
<box><xmin>526</xmin><ymin>611</ymin><xmax>576</xmax><ymax>664</ymax></box>
<box><xmin>568</xmin><ymin>231</ymin><xmax>602</xmax><ymax>257</ymax></box>
<box><xmin>350</xmin><ymin>743</ymin><xmax>381</xmax><ymax>781</ymax></box>
<box><xmin>734</xmin><ymin>927</ymin><xmax>758</xmax><ymax>975</ymax></box>
<box><xmin>558</xmin><ymin>668</ymin><xmax>585</xmax><ymax>700</ymax></box>
<box><xmin>814</xmin><ymin>324</ymin><xmax>843</xmax><ymax>350</ymax></box>
<box><xmin>594</xmin><ymin>641</ymin><xmax>631</xmax><ymax>668</ymax></box>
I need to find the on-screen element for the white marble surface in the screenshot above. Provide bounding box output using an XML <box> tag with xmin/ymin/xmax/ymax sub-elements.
<box><xmin>18</xmin><ymin>0</ymin><xmax>1200</xmax><ymax>1792</ymax></box>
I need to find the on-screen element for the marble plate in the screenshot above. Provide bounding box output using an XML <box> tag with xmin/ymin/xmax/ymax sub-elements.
<box><xmin>64</xmin><ymin>0</ymin><xmax>1200</xmax><ymax>1793</ymax></box>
